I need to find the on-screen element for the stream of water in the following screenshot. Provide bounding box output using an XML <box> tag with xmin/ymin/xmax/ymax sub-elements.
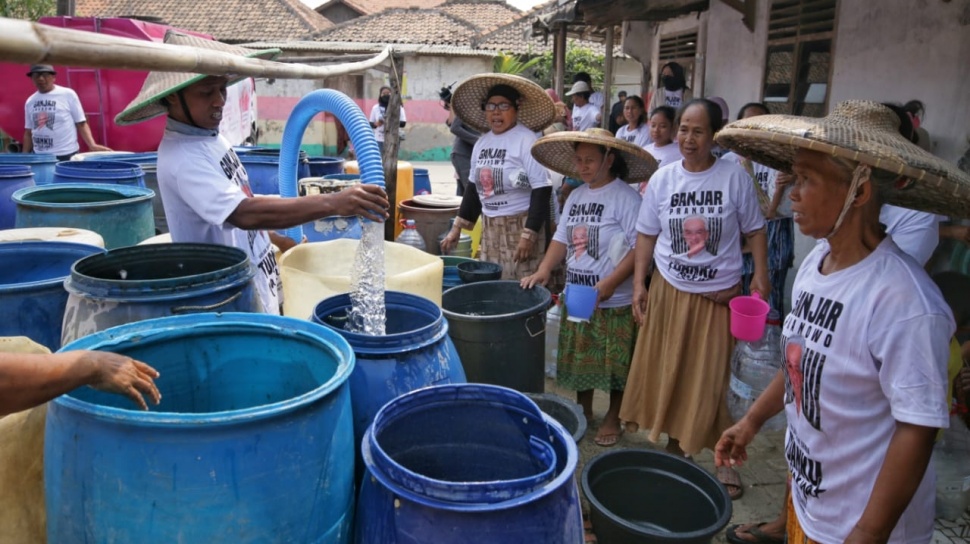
<box><xmin>346</xmin><ymin>220</ymin><xmax>386</xmax><ymax>335</ymax></box>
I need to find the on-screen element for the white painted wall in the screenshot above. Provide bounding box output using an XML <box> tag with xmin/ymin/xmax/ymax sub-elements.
<box><xmin>829</xmin><ymin>0</ymin><xmax>970</xmax><ymax>163</ymax></box>
<box><xmin>702</xmin><ymin>0</ymin><xmax>769</xmax><ymax>121</ymax></box>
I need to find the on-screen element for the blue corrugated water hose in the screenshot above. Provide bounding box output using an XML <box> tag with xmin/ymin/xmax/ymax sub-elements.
<box><xmin>278</xmin><ymin>89</ymin><xmax>385</xmax><ymax>242</ymax></box>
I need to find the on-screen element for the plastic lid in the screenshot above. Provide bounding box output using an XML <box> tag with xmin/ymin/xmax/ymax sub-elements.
<box><xmin>766</xmin><ymin>309</ymin><xmax>781</xmax><ymax>325</ymax></box>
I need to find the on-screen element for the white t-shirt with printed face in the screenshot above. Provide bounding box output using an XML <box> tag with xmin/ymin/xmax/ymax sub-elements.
<box><xmin>782</xmin><ymin>237</ymin><xmax>952</xmax><ymax>543</ymax></box>
<box><xmin>157</xmin><ymin>129</ymin><xmax>281</xmax><ymax>315</ymax></box>
<box><xmin>369</xmin><ymin>103</ymin><xmax>406</xmax><ymax>143</ymax></box>
<box><xmin>636</xmin><ymin>158</ymin><xmax>764</xmax><ymax>293</ymax></box>
<box><xmin>555</xmin><ymin>179</ymin><xmax>641</xmax><ymax>308</ymax></box>
<box><xmin>572</xmin><ymin>103</ymin><xmax>600</xmax><ymax>132</ymax></box>
<box><xmin>469</xmin><ymin>123</ymin><xmax>550</xmax><ymax>217</ymax></box>
<box><xmin>24</xmin><ymin>85</ymin><xmax>86</xmax><ymax>156</ymax></box>
<box><xmin>615</xmin><ymin>123</ymin><xmax>651</xmax><ymax>149</ymax></box>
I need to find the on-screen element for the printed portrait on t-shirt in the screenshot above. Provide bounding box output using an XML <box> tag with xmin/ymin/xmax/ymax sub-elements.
<box><xmin>567</xmin><ymin>223</ymin><xmax>600</xmax><ymax>262</ymax></box>
<box><xmin>784</xmin><ymin>335</ymin><xmax>805</xmax><ymax>414</ymax></box>
<box><xmin>478</xmin><ymin>166</ymin><xmax>505</xmax><ymax>198</ymax></box>
<box><xmin>32</xmin><ymin>110</ymin><xmax>55</xmax><ymax>130</ymax></box>
<box><xmin>669</xmin><ymin>215</ymin><xmax>721</xmax><ymax>260</ymax></box>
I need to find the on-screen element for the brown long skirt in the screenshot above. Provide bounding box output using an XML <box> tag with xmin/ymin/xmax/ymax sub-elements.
<box><xmin>618</xmin><ymin>270</ymin><xmax>735</xmax><ymax>454</ymax></box>
<box><xmin>480</xmin><ymin>212</ymin><xmax>547</xmax><ymax>281</ymax></box>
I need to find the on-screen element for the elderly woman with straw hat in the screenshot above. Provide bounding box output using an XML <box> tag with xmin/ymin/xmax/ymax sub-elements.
<box><xmin>114</xmin><ymin>32</ymin><xmax>388</xmax><ymax>315</ymax></box>
<box><xmin>522</xmin><ymin>128</ymin><xmax>657</xmax><ymax>447</ymax></box>
<box><xmin>619</xmin><ymin>98</ymin><xmax>769</xmax><ymax>499</ymax></box>
<box><xmin>713</xmin><ymin>100</ymin><xmax>965</xmax><ymax>544</ymax></box>
<box><xmin>440</xmin><ymin>74</ymin><xmax>556</xmax><ymax>279</ymax></box>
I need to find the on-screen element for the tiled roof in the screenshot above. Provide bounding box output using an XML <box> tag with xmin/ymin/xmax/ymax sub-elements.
<box><xmin>439</xmin><ymin>1</ymin><xmax>521</xmax><ymax>31</ymax></box>
<box><xmin>316</xmin><ymin>0</ymin><xmax>447</xmax><ymax>15</ymax></box>
<box><xmin>312</xmin><ymin>8</ymin><xmax>480</xmax><ymax>46</ymax></box>
<box><xmin>75</xmin><ymin>0</ymin><xmax>332</xmax><ymax>43</ymax></box>
<box><xmin>474</xmin><ymin>0</ymin><xmax>609</xmax><ymax>56</ymax></box>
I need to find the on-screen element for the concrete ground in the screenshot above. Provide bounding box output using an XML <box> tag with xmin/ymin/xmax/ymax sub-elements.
<box><xmin>417</xmin><ymin>159</ymin><xmax>970</xmax><ymax>542</ymax></box>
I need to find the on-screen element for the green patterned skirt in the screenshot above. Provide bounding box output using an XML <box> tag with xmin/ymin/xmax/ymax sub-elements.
<box><xmin>556</xmin><ymin>304</ymin><xmax>636</xmax><ymax>392</ymax></box>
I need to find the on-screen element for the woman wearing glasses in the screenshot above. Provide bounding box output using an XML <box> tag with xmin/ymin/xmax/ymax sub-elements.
<box><xmin>441</xmin><ymin>74</ymin><xmax>557</xmax><ymax>279</ymax></box>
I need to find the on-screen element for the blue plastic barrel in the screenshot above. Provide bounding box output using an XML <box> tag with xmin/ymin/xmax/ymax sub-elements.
<box><xmin>47</xmin><ymin>313</ymin><xmax>357</xmax><ymax>543</ymax></box>
<box><xmin>0</xmin><ymin>165</ymin><xmax>35</xmax><ymax>229</ymax></box>
<box><xmin>61</xmin><ymin>243</ymin><xmax>260</xmax><ymax>345</ymax></box>
<box><xmin>53</xmin><ymin>160</ymin><xmax>146</xmax><ymax>187</ymax></box>
<box><xmin>13</xmin><ymin>183</ymin><xmax>155</xmax><ymax>249</ymax></box>
<box><xmin>94</xmin><ymin>153</ymin><xmax>165</xmax><ymax>232</ymax></box>
<box><xmin>0</xmin><ymin>241</ymin><xmax>105</xmax><ymax>351</ymax></box>
<box><xmin>355</xmin><ymin>384</ymin><xmax>584</xmax><ymax>543</ymax></box>
<box><xmin>308</xmin><ymin>156</ymin><xmax>346</xmax><ymax>177</ymax></box>
<box><xmin>312</xmin><ymin>291</ymin><xmax>465</xmax><ymax>471</ymax></box>
<box><xmin>0</xmin><ymin>153</ymin><xmax>58</xmax><ymax>185</ymax></box>
<box><xmin>413</xmin><ymin>168</ymin><xmax>432</xmax><ymax>195</ymax></box>
<box><xmin>239</xmin><ymin>149</ymin><xmax>310</xmax><ymax>195</ymax></box>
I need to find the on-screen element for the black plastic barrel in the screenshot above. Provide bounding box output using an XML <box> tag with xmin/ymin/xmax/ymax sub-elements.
<box><xmin>441</xmin><ymin>280</ymin><xmax>550</xmax><ymax>393</ymax></box>
<box><xmin>581</xmin><ymin>449</ymin><xmax>732</xmax><ymax>544</ymax></box>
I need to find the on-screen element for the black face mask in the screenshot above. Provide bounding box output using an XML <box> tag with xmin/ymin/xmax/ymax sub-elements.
<box><xmin>662</xmin><ymin>75</ymin><xmax>679</xmax><ymax>92</ymax></box>
<box><xmin>379</xmin><ymin>95</ymin><xmax>390</xmax><ymax>107</ymax></box>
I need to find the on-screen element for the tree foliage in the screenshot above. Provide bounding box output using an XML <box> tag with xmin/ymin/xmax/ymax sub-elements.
<box><xmin>1</xmin><ymin>0</ymin><xmax>56</xmax><ymax>20</ymax></box>
<box><xmin>492</xmin><ymin>51</ymin><xmax>542</xmax><ymax>76</ymax></box>
<box><xmin>531</xmin><ymin>41</ymin><xmax>606</xmax><ymax>90</ymax></box>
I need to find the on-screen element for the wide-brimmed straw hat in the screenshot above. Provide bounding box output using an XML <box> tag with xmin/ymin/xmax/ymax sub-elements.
<box><xmin>115</xmin><ymin>32</ymin><xmax>280</xmax><ymax>126</ymax></box>
<box><xmin>451</xmin><ymin>73</ymin><xmax>555</xmax><ymax>133</ymax></box>
<box><xmin>716</xmin><ymin>100</ymin><xmax>970</xmax><ymax>218</ymax></box>
<box><xmin>531</xmin><ymin>128</ymin><xmax>659</xmax><ymax>183</ymax></box>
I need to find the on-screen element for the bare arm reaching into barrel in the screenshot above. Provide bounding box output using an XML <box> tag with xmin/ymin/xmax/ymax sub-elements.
<box><xmin>0</xmin><ymin>351</ymin><xmax>161</xmax><ymax>416</ymax></box>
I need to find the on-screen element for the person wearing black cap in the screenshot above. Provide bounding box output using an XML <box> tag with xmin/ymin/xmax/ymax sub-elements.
<box><xmin>22</xmin><ymin>64</ymin><xmax>111</xmax><ymax>160</ymax></box>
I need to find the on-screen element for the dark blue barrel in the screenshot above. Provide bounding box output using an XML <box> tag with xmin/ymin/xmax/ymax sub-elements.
<box><xmin>300</xmin><ymin>174</ymin><xmax>364</xmax><ymax>242</ymax></box>
<box><xmin>239</xmin><ymin>148</ymin><xmax>310</xmax><ymax>195</ymax></box>
<box><xmin>312</xmin><ymin>291</ymin><xmax>465</xmax><ymax>476</ymax></box>
<box><xmin>0</xmin><ymin>241</ymin><xmax>105</xmax><ymax>351</ymax></box>
<box><xmin>355</xmin><ymin>384</ymin><xmax>583</xmax><ymax>543</ymax></box>
<box><xmin>582</xmin><ymin>449</ymin><xmax>732</xmax><ymax>543</ymax></box>
<box><xmin>0</xmin><ymin>165</ymin><xmax>35</xmax><ymax>229</ymax></box>
<box><xmin>0</xmin><ymin>153</ymin><xmax>58</xmax><ymax>185</ymax></box>
<box><xmin>53</xmin><ymin>160</ymin><xmax>146</xmax><ymax>187</ymax></box>
<box><xmin>13</xmin><ymin>183</ymin><xmax>155</xmax><ymax>249</ymax></box>
<box><xmin>61</xmin><ymin>243</ymin><xmax>260</xmax><ymax>345</ymax></box>
<box><xmin>47</xmin><ymin>313</ymin><xmax>357</xmax><ymax>543</ymax></box>
<box><xmin>442</xmin><ymin>280</ymin><xmax>550</xmax><ymax>393</ymax></box>
<box><xmin>308</xmin><ymin>156</ymin><xmax>346</xmax><ymax>177</ymax></box>
<box><xmin>413</xmin><ymin>168</ymin><xmax>432</xmax><ymax>195</ymax></box>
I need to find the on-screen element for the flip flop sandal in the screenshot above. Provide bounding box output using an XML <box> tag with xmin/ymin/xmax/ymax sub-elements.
<box><xmin>726</xmin><ymin>523</ymin><xmax>785</xmax><ymax>544</ymax></box>
<box><xmin>716</xmin><ymin>466</ymin><xmax>745</xmax><ymax>500</ymax></box>
<box><xmin>593</xmin><ymin>429</ymin><xmax>623</xmax><ymax>447</ymax></box>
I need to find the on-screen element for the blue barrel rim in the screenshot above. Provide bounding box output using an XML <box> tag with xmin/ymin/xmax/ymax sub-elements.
<box><xmin>0</xmin><ymin>241</ymin><xmax>106</xmax><ymax>292</ymax></box>
<box><xmin>54</xmin><ymin>160</ymin><xmax>145</xmax><ymax>180</ymax></box>
<box><xmin>362</xmin><ymin>383</ymin><xmax>579</xmax><ymax>512</ymax></box>
<box><xmin>12</xmin><ymin>182</ymin><xmax>156</xmax><ymax>208</ymax></box>
<box><xmin>64</xmin><ymin>243</ymin><xmax>255</xmax><ymax>301</ymax></box>
<box><xmin>94</xmin><ymin>152</ymin><xmax>158</xmax><ymax>164</ymax></box>
<box><xmin>580</xmin><ymin>448</ymin><xmax>733</xmax><ymax>539</ymax></box>
<box><xmin>0</xmin><ymin>153</ymin><xmax>58</xmax><ymax>164</ymax></box>
<box><xmin>0</xmin><ymin>165</ymin><xmax>33</xmax><ymax>177</ymax></box>
<box><xmin>312</xmin><ymin>291</ymin><xmax>449</xmax><ymax>354</ymax></box>
<box><xmin>55</xmin><ymin>312</ymin><xmax>356</xmax><ymax>425</ymax></box>
<box><xmin>442</xmin><ymin>280</ymin><xmax>551</xmax><ymax>322</ymax></box>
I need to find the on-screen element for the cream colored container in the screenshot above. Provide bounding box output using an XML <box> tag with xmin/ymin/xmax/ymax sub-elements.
<box><xmin>280</xmin><ymin>238</ymin><xmax>443</xmax><ymax>319</ymax></box>
<box><xmin>0</xmin><ymin>227</ymin><xmax>105</xmax><ymax>248</ymax></box>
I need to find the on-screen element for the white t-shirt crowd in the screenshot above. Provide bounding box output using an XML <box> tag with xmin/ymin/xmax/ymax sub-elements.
<box><xmin>469</xmin><ymin>123</ymin><xmax>550</xmax><ymax>217</ymax></box>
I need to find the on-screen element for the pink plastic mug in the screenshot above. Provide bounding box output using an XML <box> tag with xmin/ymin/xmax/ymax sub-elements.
<box><xmin>729</xmin><ymin>292</ymin><xmax>770</xmax><ymax>342</ymax></box>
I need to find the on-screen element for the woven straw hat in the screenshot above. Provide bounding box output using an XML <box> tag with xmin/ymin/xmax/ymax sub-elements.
<box><xmin>115</xmin><ymin>32</ymin><xmax>280</xmax><ymax>126</ymax></box>
<box><xmin>716</xmin><ymin>100</ymin><xmax>970</xmax><ymax>218</ymax></box>
<box><xmin>451</xmin><ymin>73</ymin><xmax>555</xmax><ymax>133</ymax></box>
<box><xmin>531</xmin><ymin>128</ymin><xmax>659</xmax><ymax>183</ymax></box>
